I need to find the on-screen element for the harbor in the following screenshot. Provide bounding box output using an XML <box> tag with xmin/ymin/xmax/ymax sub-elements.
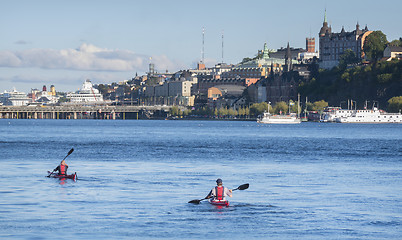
<box><xmin>0</xmin><ymin>105</ymin><xmax>171</xmax><ymax>120</ymax></box>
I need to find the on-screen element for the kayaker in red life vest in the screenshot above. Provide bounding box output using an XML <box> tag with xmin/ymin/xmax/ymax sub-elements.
<box><xmin>53</xmin><ymin>160</ymin><xmax>68</xmax><ymax>176</ymax></box>
<box><xmin>205</xmin><ymin>178</ymin><xmax>232</xmax><ymax>201</ymax></box>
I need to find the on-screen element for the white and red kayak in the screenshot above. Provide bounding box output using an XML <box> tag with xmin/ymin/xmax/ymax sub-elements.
<box><xmin>47</xmin><ymin>171</ymin><xmax>77</xmax><ymax>181</ymax></box>
<box><xmin>208</xmin><ymin>199</ymin><xmax>229</xmax><ymax>207</ymax></box>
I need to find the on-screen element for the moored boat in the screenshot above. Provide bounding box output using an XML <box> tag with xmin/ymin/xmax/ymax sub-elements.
<box><xmin>208</xmin><ymin>199</ymin><xmax>229</xmax><ymax>207</ymax></box>
<box><xmin>47</xmin><ymin>171</ymin><xmax>77</xmax><ymax>181</ymax></box>
<box><xmin>257</xmin><ymin>112</ymin><xmax>301</xmax><ymax>124</ymax></box>
<box><xmin>336</xmin><ymin>107</ymin><xmax>402</xmax><ymax>123</ymax></box>
<box><xmin>257</xmin><ymin>96</ymin><xmax>302</xmax><ymax>124</ymax></box>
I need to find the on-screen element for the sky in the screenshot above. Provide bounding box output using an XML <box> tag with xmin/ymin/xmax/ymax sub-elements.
<box><xmin>0</xmin><ymin>0</ymin><xmax>401</xmax><ymax>93</ymax></box>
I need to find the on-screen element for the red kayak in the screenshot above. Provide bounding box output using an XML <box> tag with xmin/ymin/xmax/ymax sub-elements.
<box><xmin>208</xmin><ymin>199</ymin><xmax>229</xmax><ymax>207</ymax></box>
<box><xmin>47</xmin><ymin>171</ymin><xmax>77</xmax><ymax>181</ymax></box>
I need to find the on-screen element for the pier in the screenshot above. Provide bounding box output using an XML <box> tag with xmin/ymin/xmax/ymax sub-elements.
<box><xmin>0</xmin><ymin>105</ymin><xmax>171</xmax><ymax>120</ymax></box>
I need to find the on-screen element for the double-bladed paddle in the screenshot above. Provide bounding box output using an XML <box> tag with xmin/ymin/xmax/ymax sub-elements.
<box><xmin>47</xmin><ymin>148</ymin><xmax>74</xmax><ymax>177</ymax></box>
<box><xmin>188</xmin><ymin>183</ymin><xmax>249</xmax><ymax>204</ymax></box>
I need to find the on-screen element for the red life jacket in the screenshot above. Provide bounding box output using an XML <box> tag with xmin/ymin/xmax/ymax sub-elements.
<box><xmin>60</xmin><ymin>164</ymin><xmax>67</xmax><ymax>175</ymax></box>
<box><xmin>215</xmin><ymin>186</ymin><xmax>224</xmax><ymax>200</ymax></box>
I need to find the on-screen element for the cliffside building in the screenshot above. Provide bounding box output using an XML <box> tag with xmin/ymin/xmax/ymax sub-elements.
<box><xmin>319</xmin><ymin>10</ymin><xmax>372</xmax><ymax>69</ymax></box>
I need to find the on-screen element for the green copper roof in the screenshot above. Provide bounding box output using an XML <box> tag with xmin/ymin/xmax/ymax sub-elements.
<box><xmin>263</xmin><ymin>43</ymin><xmax>270</xmax><ymax>60</ymax></box>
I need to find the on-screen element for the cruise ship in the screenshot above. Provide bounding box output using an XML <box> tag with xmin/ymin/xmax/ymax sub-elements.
<box><xmin>0</xmin><ymin>88</ymin><xmax>31</xmax><ymax>106</ymax></box>
<box><xmin>66</xmin><ymin>79</ymin><xmax>104</xmax><ymax>103</ymax></box>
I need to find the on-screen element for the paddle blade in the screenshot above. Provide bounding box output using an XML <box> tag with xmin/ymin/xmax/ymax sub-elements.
<box><xmin>188</xmin><ymin>199</ymin><xmax>202</xmax><ymax>204</ymax></box>
<box><xmin>67</xmin><ymin>148</ymin><xmax>74</xmax><ymax>155</ymax></box>
<box><xmin>237</xmin><ymin>183</ymin><xmax>249</xmax><ymax>190</ymax></box>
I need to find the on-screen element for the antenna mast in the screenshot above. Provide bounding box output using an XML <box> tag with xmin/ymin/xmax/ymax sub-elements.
<box><xmin>221</xmin><ymin>30</ymin><xmax>224</xmax><ymax>63</ymax></box>
<box><xmin>202</xmin><ymin>27</ymin><xmax>205</xmax><ymax>63</ymax></box>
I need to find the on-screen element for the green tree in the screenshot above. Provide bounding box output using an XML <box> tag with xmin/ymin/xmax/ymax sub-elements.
<box><xmin>214</xmin><ymin>108</ymin><xmax>218</xmax><ymax>117</ymax></box>
<box><xmin>273</xmin><ymin>101</ymin><xmax>288</xmax><ymax>115</ymax></box>
<box><xmin>218</xmin><ymin>107</ymin><xmax>228</xmax><ymax>118</ymax></box>
<box><xmin>170</xmin><ymin>106</ymin><xmax>179</xmax><ymax>116</ymax></box>
<box><xmin>312</xmin><ymin>100</ymin><xmax>328</xmax><ymax>112</ymax></box>
<box><xmin>183</xmin><ymin>109</ymin><xmax>191</xmax><ymax>116</ymax></box>
<box><xmin>245</xmin><ymin>107</ymin><xmax>250</xmax><ymax>118</ymax></box>
<box><xmin>377</xmin><ymin>73</ymin><xmax>392</xmax><ymax>83</ymax></box>
<box><xmin>238</xmin><ymin>107</ymin><xmax>245</xmax><ymax>117</ymax></box>
<box><xmin>363</xmin><ymin>31</ymin><xmax>388</xmax><ymax>62</ymax></box>
<box><xmin>228</xmin><ymin>108</ymin><xmax>237</xmax><ymax>117</ymax></box>
<box><xmin>306</xmin><ymin>102</ymin><xmax>314</xmax><ymax>111</ymax></box>
<box><xmin>339</xmin><ymin>49</ymin><xmax>359</xmax><ymax>69</ymax></box>
<box><xmin>96</xmin><ymin>84</ymin><xmax>109</xmax><ymax>95</ymax></box>
<box><xmin>387</xmin><ymin>96</ymin><xmax>402</xmax><ymax>113</ymax></box>
<box><xmin>250</xmin><ymin>102</ymin><xmax>268</xmax><ymax>116</ymax></box>
<box><xmin>389</xmin><ymin>39</ymin><xmax>402</xmax><ymax>47</ymax></box>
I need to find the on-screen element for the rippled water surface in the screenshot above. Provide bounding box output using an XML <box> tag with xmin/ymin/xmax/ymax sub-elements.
<box><xmin>0</xmin><ymin>120</ymin><xmax>401</xmax><ymax>239</ymax></box>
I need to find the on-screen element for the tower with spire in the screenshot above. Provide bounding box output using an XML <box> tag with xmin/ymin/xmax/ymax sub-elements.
<box><xmin>319</xmin><ymin>9</ymin><xmax>331</xmax><ymax>37</ymax></box>
<box><xmin>285</xmin><ymin>42</ymin><xmax>292</xmax><ymax>72</ymax></box>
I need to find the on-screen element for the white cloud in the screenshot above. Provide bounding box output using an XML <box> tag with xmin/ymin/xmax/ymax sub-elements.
<box><xmin>0</xmin><ymin>43</ymin><xmax>186</xmax><ymax>73</ymax></box>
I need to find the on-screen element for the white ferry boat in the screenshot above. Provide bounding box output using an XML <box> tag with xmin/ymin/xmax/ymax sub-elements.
<box><xmin>336</xmin><ymin>107</ymin><xmax>402</xmax><ymax>123</ymax></box>
<box><xmin>258</xmin><ymin>98</ymin><xmax>301</xmax><ymax>124</ymax></box>
<box><xmin>257</xmin><ymin>112</ymin><xmax>301</xmax><ymax>124</ymax></box>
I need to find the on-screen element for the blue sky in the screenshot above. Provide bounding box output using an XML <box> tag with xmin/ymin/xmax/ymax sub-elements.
<box><xmin>0</xmin><ymin>0</ymin><xmax>401</xmax><ymax>93</ymax></box>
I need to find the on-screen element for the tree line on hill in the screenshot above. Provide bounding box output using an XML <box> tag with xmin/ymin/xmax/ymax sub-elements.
<box><xmin>169</xmin><ymin>100</ymin><xmax>331</xmax><ymax>119</ymax></box>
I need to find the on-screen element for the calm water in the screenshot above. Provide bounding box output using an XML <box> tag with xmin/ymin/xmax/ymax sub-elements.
<box><xmin>0</xmin><ymin>119</ymin><xmax>401</xmax><ymax>239</ymax></box>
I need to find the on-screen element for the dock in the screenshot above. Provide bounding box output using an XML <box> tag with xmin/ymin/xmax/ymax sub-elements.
<box><xmin>0</xmin><ymin>105</ymin><xmax>171</xmax><ymax>120</ymax></box>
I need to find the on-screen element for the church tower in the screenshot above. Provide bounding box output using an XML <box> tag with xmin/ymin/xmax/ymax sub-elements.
<box><xmin>285</xmin><ymin>42</ymin><xmax>292</xmax><ymax>72</ymax></box>
<box><xmin>319</xmin><ymin>9</ymin><xmax>330</xmax><ymax>37</ymax></box>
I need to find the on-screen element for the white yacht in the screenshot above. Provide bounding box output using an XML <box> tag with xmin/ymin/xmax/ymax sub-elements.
<box><xmin>257</xmin><ymin>112</ymin><xmax>301</xmax><ymax>124</ymax></box>
<box><xmin>66</xmin><ymin>79</ymin><xmax>104</xmax><ymax>103</ymax></box>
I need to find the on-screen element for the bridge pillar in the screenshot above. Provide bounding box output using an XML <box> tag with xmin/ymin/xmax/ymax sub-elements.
<box><xmin>74</xmin><ymin>112</ymin><xmax>77</xmax><ymax>119</ymax></box>
<box><xmin>112</xmin><ymin>111</ymin><xmax>116</xmax><ymax>120</ymax></box>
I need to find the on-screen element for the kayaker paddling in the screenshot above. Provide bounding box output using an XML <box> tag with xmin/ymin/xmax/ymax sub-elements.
<box><xmin>53</xmin><ymin>159</ymin><xmax>69</xmax><ymax>176</ymax></box>
<box><xmin>188</xmin><ymin>182</ymin><xmax>249</xmax><ymax>205</ymax></box>
<box><xmin>205</xmin><ymin>178</ymin><xmax>232</xmax><ymax>202</ymax></box>
<box><xmin>46</xmin><ymin>148</ymin><xmax>77</xmax><ymax>181</ymax></box>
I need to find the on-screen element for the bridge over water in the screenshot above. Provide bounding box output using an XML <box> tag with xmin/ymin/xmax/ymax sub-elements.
<box><xmin>0</xmin><ymin>105</ymin><xmax>172</xmax><ymax>120</ymax></box>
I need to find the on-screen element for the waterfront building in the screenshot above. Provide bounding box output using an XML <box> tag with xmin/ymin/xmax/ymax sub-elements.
<box><xmin>66</xmin><ymin>79</ymin><xmax>104</xmax><ymax>103</ymax></box>
<box><xmin>319</xmin><ymin>10</ymin><xmax>372</xmax><ymax>69</ymax></box>
<box><xmin>207</xmin><ymin>85</ymin><xmax>245</xmax><ymax>109</ymax></box>
<box><xmin>144</xmin><ymin>79</ymin><xmax>195</xmax><ymax>106</ymax></box>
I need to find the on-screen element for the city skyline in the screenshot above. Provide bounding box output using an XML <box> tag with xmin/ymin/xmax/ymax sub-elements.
<box><xmin>1</xmin><ymin>0</ymin><xmax>401</xmax><ymax>93</ymax></box>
